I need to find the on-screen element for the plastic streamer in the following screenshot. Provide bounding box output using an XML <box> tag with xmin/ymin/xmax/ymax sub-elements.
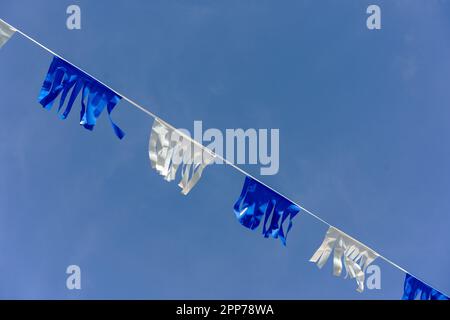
<box><xmin>38</xmin><ymin>56</ymin><xmax>125</xmax><ymax>139</ymax></box>
<box><xmin>148</xmin><ymin>118</ymin><xmax>214</xmax><ymax>195</ymax></box>
<box><xmin>233</xmin><ymin>176</ymin><xmax>301</xmax><ymax>245</ymax></box>
<box><xmin>0</xmin><ymin>19</ymin><xmax>16</xmax><ymax>48</ymax></box>
<box><xmin>309</xmin><ymin>226</ymin><xmax>379</xmax><ymax>292</ymax></box>
<box><xmin>402</xmin><ymin>274</ymin><xmax>449</xmax><ymax>300</ymax></box>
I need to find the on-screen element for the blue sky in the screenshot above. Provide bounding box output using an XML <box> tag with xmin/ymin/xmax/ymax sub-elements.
<box><xmin>0</xmin><ymin>0</ymin><xmax>449</xmax><ymax>299</ymax></box>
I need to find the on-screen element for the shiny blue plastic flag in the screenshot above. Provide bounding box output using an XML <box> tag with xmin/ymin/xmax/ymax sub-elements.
<box><xmin>38</xmin><ymin>56</ymin><xmax>125</xmax><ymax>139</ymax></box>
<box><xmin>402</xmin><ymin>274</ymin><xmax>449</xmax><ymax>300</ymax></box>
<box><xmin>233</xmin><ymin>176</ymin><xmax>301</xmax><ymax>245</ymax></box>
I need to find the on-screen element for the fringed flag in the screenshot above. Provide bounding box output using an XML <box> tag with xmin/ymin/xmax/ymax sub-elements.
<box><xmin>233</xmin><ymin>176</ymin><xmax>301</xmax><ymax>245</ymax></box>
<box><xmin>0</xmin><ymin>19</ymin><xmax>16</xmax><ymax>48</ymax></box>
<box><xmin>402</xmin><ymin>274</ymin><xmax>449</xmax><ymax>300</ymax></box>
<box><xmin>148</xmin><ymin>118</ymin><xmax>214</xmax><ymax>195</ymax></box>
<box><xmin>38</xmin><ymin>56</ymin><xmax>125</xmax><ymax>139</ymax></box>
<box><xmin>309</xmin><ymin>226</ymin><xmax>379</xmax><ymax>292</ymax></box>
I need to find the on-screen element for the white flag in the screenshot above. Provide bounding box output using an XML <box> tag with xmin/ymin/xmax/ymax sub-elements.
<box><xmin>310</xmin><ymin>226</ymin><xmax>379</xmax><ymax>292</ymax></box>
<box><xmin>148</xmin><ymin>118</ymin><xmax>214</xmax><ymax>195</ymax></box>
<box><xmin>0</xmin><ymin>19</ymin><xmax>16</xmax><ymax>48</ymax></box>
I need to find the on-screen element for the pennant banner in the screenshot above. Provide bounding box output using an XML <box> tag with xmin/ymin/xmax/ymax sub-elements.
<box><xmin>38</xmin><ymin>56</ymin><xmax>125</xmax><ymax>139</ymax></box>
<box><xmin>0</xmin><ymin>19</ymin><xmax>16</xmax><ymax>48</ymax></box>
<box><xmin>402</xmin><ymin>274</ymin><xmax>449</xmax><ymax>300</ymax></box>
<box><xmin>1</xmin><ymin>18</ymin><xmax>448</xmax><ymax>299</ymax></box>
<box><xmin>148</xmin><ymin>118</ymin><xmax>214</xmax><ymax>195</ymax></box>
<box><xmin>233</xmin><ymin>176</ymin><xmax>300</xmax><ymax>245</ymax></box>
<box><xmin>310</xmin><ymin>226</ymin><xmax>378</xmax><ymax>292</ymax></box>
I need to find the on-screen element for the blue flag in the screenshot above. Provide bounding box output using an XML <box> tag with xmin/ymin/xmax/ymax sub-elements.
<box><xmin>38</xmin><ymin>56</ymin><xmax>125</xmax><ymax>139</ymax></box>
<box><xmin>233</xmin><ymin>176</ymin><xmax>301</xmax><ymax>245</ymax></box>
<box><xmin>402</xmin><ymin>274</ymin><xmax>449</xmax><ymax>300</ymax></box>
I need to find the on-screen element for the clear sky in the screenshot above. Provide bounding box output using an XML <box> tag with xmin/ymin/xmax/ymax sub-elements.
<box><xmin>0</xmin><ymin>0</ymin><xmax>449</xmax><ymax>299</ymax></box>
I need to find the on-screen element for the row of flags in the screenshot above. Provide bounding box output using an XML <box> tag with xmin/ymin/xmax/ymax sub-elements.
<box><xmin>0</xmin><ymin>18</ymin><xmax>448</xmax><ymax>300</ymax></box>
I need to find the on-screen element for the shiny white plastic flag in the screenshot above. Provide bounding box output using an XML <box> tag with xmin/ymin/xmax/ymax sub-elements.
<box><xmin>309</xmin><ymin>226</ymin><xmax>379</xmax><ymax>292</ymax></box>
<box><xmin>0</xmin><ymin>19</ymin><xmax>16</xmax><ymax>48</ymax></box>
<box><xmin>148</xmin><ymin>118</ymin><xmax>214</xmax><ymax>195</ymax></box>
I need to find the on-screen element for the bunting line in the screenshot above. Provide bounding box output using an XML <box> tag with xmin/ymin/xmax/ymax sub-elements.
<box><xmin>0</xmin><ymin>17</ymin><xmax>447</xmax><ymax>298</ymax></box>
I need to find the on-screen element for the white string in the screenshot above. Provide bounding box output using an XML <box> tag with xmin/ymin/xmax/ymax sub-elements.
<box><xmin>3</xmin><ymin>18</ymin><xmax>447</xmax><ymax>297</ymax></box>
